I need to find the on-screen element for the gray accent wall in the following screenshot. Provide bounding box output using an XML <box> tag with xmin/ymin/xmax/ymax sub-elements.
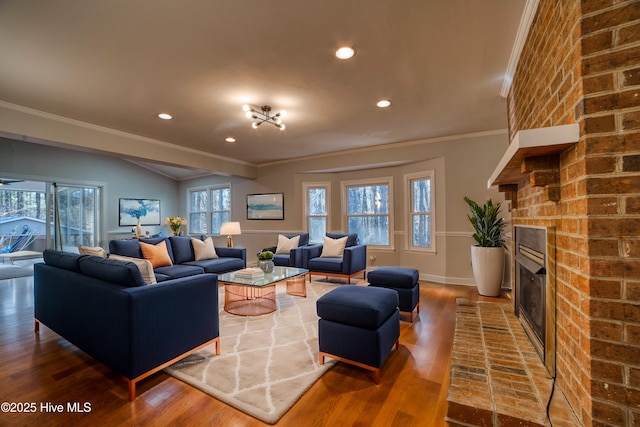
<box><xmin>0</xmin><ymin>136</ymin><xmax>179</xmax><ymax>247</ymax></box>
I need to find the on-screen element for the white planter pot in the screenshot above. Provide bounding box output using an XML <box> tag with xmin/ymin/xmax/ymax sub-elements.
<box><xmin>470</xmin><ymin>245</ymin><xmax>505</xmax><ymax>297</ymax></box>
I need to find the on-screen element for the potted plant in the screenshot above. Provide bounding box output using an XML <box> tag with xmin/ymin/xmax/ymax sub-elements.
<box><xmin>464</xmin><ymin>197</ymin><xmax>507</xmax><ymax>297</ymax></box>
<box><xmin>257</xmin><ymin>250</ymin><xmax>275</xmax><ymax>273</ymax></box>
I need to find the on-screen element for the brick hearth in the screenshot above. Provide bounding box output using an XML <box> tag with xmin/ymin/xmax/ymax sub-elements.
<box><xmin>447</xmin><ymin>299</ymin><xmax>553</xmax><ymax>427</ymax></box>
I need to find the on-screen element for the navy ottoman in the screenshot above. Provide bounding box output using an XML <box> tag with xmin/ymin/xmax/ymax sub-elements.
<box><xmin>368</xmin><ymin>267</ymin><xmax>420</xmax><ymax>322</ymax></box>
<box><xmin>316</xmin><ymin>286</ymin><xmax>400</xmax><ymax>384</ymax></box>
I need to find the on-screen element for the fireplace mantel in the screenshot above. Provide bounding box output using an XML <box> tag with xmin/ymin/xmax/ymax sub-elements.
<box><xmin>487</xmin><ymin>123</ymin><xmax>579</xmax><ymax>188</ymax></box>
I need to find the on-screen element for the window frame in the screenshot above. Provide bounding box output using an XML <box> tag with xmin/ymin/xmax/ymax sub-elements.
<box><xmin>404</xmin><ymin>170</ymin><xmax>435</xmax><ymax>253</ymax></box>
<box><xmin>341</xmin><ymin>177</ymin><xmax>394</xmax><ymax>249</ymax></box>
<box><xmin>302</xmin><ymin>182</ymin><xmax>330</xmax><ymax>244</ymax></box>
<box><xmin>187</xmin><ymin>184</ymin><xmax>231</xmax><ymax>236</ymax></box>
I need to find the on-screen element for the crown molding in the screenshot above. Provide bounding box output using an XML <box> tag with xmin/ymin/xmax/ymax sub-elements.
<box><xmin>500</xmin><ymin>0</ymin><xmax>540</xmax><ymax>98</ymax></box>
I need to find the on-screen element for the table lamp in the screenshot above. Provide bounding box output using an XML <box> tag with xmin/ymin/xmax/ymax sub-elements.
<box><xmin>220</xmin><ymin>221</ymin><xmax>241</xmax><ymax>247</ymax></box>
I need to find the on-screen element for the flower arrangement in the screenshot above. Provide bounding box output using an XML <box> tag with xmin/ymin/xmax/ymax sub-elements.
<box><xmin>164</xmin><ymin>216</ymin><xmax>187</xmax><ymax>236</ymax></box>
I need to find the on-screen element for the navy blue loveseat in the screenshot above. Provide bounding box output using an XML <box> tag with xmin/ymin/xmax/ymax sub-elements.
<box><xmin>34</xmin><ymin>249</ymin><xmax>220</xmax><ymax>400</ymax></box>
<box><xmin>109</xmin><ymin>236</ymin><xmax>246</xmax><ymax>281</ymax></box>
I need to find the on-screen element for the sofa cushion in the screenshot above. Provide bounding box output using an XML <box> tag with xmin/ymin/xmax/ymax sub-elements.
<box><xmin>43</xmin><ymin>249</ymin><xmax>83</xmax><ymax>272</ymax></box>
<box><xmin>78</xmin><ymin>256</ymin><xmax>147</xmax><ymax>288</ymax></box>
<box><xmin>154</xmin><ymin>264</ymin><xmax>204</xmax><ymax>279</ymax></box>
<box><xmin>320</xmin><ymin>235</ymin><xmax>348</xmax><ymax>258</ymax></box>
<box><xmin>276</xmin><ymin>234</ymin><xmax>300</xmax><ymax>254</ymax></box>
<box><xmin>109</xmin><ymin>239</ymin><xmax>142</xmax><ymax>258</ymax></box>
<box><xmin>184</xmin><ymin>257</ymin><xmax>244</xmax><ymax>274</ymax></box>
<box><xmin>192</xmin><ymin>237</ymin><xmax>218</xmax><ymax>260</ymax></box>
<box><xmin>168</xmin><ymin>236</ymin><xmax>194</xmax><ymax>264</ymax></box>
<box><xmin>316</xmin><ymin>286</ymin><xmax>399</xmax><ymax>330</ymax></box>
<box><xmin>326</xmin><ymin>233</ymin><xmax>359</xmax><ymax>247</ymax></box>
<box><xmin>140</xmin><ymin>240</ymin><xmax>173</xmax><ymax>268</ymax></box>
<box><xmin>109</xmin><ymin>254</ymin><xmax>157</xmax><ymax>285</ymax></box>
<box><xmin>308</xmin><ymin>257</ymin><xmax>343</xmax><ymax>273</ymax></box>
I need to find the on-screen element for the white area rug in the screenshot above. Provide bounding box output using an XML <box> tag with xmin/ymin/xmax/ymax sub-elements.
<box><xmin>165</xmin><ymin>281</ymin><xmax>339</xmax><ymax>424</ymax></box>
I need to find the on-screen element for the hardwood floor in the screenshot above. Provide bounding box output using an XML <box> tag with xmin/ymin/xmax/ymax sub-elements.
<box><xmin>0</xmin><ymin>274</ymin><xmax>487</xmax><ymax>426</ymax></box>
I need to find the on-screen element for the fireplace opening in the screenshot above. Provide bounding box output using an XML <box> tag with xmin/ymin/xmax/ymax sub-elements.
<box><xmin>514</xmin><ymin>226</ymin><xmax>555</xmax><ymax>378</ymax></box>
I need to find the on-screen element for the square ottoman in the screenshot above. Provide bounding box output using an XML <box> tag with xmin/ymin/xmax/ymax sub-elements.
<box><xmin>316</xmin><ymin>286</ymin><xmax>400</xmax><ymax>384</ymax></box>
<box><xmin>368</xmin><ymin>267</ymin><xmax>420</xmax><ymax>322</ymax></box>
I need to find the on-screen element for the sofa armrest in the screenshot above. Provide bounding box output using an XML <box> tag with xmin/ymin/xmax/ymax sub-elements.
<box><xmin>215</xmin><ymin>247</ymin><xmax>246</xmax><ymax>266</ymax></box>
<box><xmin>302</xmin><ymin>244</ymin><xmax>323</xmax><ymax>268</ymax></box>
<box><xmin>289</xmin><ymin>246</ymin><xmax>306</xmax><ymax>268</ymax></box>
<box><xmin>125</xmin><ymin>274</ymin><xmax>219</xmax><ymax>378</ymax></box>
<box><xmin>343</xmin><ymin>244</ymin><xmax>367</xmax><ymax>274</ymax></box>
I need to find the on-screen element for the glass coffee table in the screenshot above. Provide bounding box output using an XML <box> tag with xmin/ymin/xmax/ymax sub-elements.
<box><xmin>218</xmin><ymin>267</ymin><xmax>309</xmax><ymax>316</ymax></box>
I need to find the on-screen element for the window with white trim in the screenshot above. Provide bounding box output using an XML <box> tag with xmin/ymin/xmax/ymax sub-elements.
<box><xmin>303</xmin><ymin>182</ymin><xmax>330</xmax><ymax>244</ymax></box>
<box><xmin>405</xmin><ymin>171</ymin><xmax>434</xmax><ymax>251</ymax></box>
<box><xmin>342</xmin><ymin>177</ymin><xmax>393</xmax><ymax>247</ymax></box>
<box><xmin>188</xmin><ymin>185</ymin><xmax>231</xmax><ymax>235</ymax></box>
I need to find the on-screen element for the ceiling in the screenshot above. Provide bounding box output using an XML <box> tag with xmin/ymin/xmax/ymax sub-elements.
<box><xmin>0</xmin><ymin>0</ymin><xmax>527</xmax><ymax>177</ymax></box>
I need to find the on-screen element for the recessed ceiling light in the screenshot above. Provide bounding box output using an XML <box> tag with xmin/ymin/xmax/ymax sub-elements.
<box><xmin>376</xmin><ymin>99</ymin><xmax>391</xmax><ymax>108</ymax></box>
<box><xmin>158</xmin><ymin>113</ymin><xmax>173</xmax><ymax>120</ymax></box>
<box><xmin>225</xmin><ymin>137</ymin><xmax>236</xmax><ymax>143</ymax></box>
<box><xmin>335</xmin><ymin>47</ymin><xmax>355</xmax><ymax>60</ymax></box>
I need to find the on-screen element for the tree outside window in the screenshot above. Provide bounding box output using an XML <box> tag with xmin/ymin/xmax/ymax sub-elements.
<box><xmin>188</xmin><ymin>186</ymin><xmax>230</xmax><ymax>235</ymax></box>
<box><xmin>343</xmin><ymin>178</ymin><xmax>392</xmax><ymax>247</ymax></box>
<box><xmin>304</xmin><ymin>183</ymin><xmax>329</xmax><ymax>243</ymax></box>
<box><xmin>406</xmin><ymin>171</ymin><xmax>434</xmax><ymax>251</ymax></box>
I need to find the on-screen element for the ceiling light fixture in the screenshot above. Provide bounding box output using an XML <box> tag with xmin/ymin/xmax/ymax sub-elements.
<box><xmin>242</xmin><ymin>104</ymin><xmax>286</xmax><ymax>130</ymax></box>
<box><xmin>376</xmin><ymin>99</ymin><xmax>391</xmax><ymax>108</ymax></box>
<box><xmin>225</xmin><ymin>137</ymin><xmax>236</xmax><ymax>143</ymax></box>
<box><xmin>158</xmin><ymin>113</ymin><xmax>173</xmax><ymax>120</ymax></box>
<box><xmin>335</xmin><ymin>46</ymin><xmax>355</xmax><ymax>59</ymax></box>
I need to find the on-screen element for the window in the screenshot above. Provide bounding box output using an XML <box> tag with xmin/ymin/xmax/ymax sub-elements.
<box><xmin>342</xmin><ymin>177</ymin><xmax>393</xmax><ymax>247</ymax></box>
<box><xmin>50</xmin><ymin>183</ymin><xmax>102</xmax><ymax>250</ymax></box>
<box><xmin>405</xmin><ymin>171</ymin><xmax>434</xmax><ymax>251</ymax></box>
<box><xmin>303</xmin><ymin>182</ymin><xmax>330</xmax><ymax>243</ymax></box>
<box><xmin>188</xmin><ymin>185</ymin><xmax>230</xmax><ymax>235</ymax></box>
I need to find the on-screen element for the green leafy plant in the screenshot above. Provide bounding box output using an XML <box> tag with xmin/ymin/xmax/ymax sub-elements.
<box><xmin>258</xmin><ymin>250</ymin><xmax>274</xmax><ymax>261</ymax></box>
<box><xmin>463</xmin><ymin>197</ymin><xmax>506</xmax><ymax>247</ymax></box>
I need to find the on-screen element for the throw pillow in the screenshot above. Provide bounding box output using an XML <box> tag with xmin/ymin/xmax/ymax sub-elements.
<box><xmin>108</xmin><ymin>254</ymin><xmax>157</xmax><ymax>285</ymax></box>
<box><xmin>191</xmin><ymin>237</ymin><xmax>218</xmax><ymax>261</ymax></box>
<box><xmin>139</xmin><ymin>240</ymin><xmax>173</xmax><ymax>268</ymax></box>
<box><xmin>78</xmin><ymin>245</ymin><xmax>106</xmax><ymax>257</ymax></box>
<box><xmin>320</xmin><ymin>235</ymin><xmax>348</xmax><ymax>258</ymax></box>
<box><xmin>275</xmin><ymin>234</ymin><xmax>301</xmax><ymax>254</ymax></box>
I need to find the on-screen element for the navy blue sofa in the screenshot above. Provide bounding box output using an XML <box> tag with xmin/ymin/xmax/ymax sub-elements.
<box><xmin>262</xmin><ymin>233</ymin><xmax>310</xmax><ymax>268</ymax></box>
<box><xmin>109</xmin><ymin>236</ymin><xmax>246</xmax><ymax>281</ymax></box>
<box><xmin>34</xmin><ymin>249</ymin><xmax>220</xmax><ymax>400</ymax></box>
<box><xmin>302</xmin><ymin>233</ymin><xmax>367</xmax><ymax>283</ymax></box>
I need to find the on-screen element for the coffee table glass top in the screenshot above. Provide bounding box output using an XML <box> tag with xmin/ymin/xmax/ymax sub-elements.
<box><xmin>218</xmin><ymin>266</ymin><xmax>308</xmax><ymax>287</ymax></box>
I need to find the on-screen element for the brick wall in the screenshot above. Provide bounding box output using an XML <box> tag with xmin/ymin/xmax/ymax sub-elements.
<box><xmin>506</xmin><ymin>1</ymin><xmax>640</xmax><ymax>426</ymax></box>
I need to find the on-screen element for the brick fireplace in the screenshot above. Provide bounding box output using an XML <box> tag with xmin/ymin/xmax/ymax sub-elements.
<box><xmin>495</xmin><ymin>1</ymin><xmax>640</xmax><ymax>426</ymax></box>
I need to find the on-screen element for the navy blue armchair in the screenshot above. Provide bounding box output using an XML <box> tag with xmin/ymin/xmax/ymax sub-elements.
<box><xmin>302</xmin><ymin>233</ymin><xmax>366</xmax><ymax>283</ymax></box>
<box><xmin>262</xmin><ymin>233</ymin><xmax>309</xmax><ymax>268</ymax></box>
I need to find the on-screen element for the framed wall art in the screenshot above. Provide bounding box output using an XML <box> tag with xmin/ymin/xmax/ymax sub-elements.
<box><xmin>246</xmin><ymin>193</ymin><xmax>284</xmax><ymax>220</ymax></box>
<box><xmin>119</xmin><ymin>198</ymin><xmax>161</xmax><ymax>226</ymax></box>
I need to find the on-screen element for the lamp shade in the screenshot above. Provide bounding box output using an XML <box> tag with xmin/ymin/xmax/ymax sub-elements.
<box><xmin>220</xmin><ymin>221</ymin><xmax>241</xmax><ymax>236</ymax></box>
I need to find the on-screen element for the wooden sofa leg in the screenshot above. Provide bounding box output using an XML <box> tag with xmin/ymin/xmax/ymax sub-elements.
<box><xmin>34</xmin><ymin>319</ymin><xmax>40</xmax><ymax>334</ymax></box>
<box><xmin>128</xmin><ymin>380</ymin><xmax>136</xmax><ymax>401</ymax></box>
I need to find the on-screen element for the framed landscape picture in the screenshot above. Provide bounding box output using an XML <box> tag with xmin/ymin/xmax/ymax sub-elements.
<box><xmin>119</xmin><ymin>198</ymin><xmax>161</xmax><ymax>226</ymax></box>
<box><xmin>246</xmin><ymin>193</ymin><xmax>284</xmax><ymax>220</ymax></box>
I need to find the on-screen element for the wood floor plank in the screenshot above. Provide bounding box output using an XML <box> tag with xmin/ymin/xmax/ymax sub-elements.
<box><xmin>0</xmin><ymin>275</ymin><xmax>483</xmax><ymax>426</ymax></box>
